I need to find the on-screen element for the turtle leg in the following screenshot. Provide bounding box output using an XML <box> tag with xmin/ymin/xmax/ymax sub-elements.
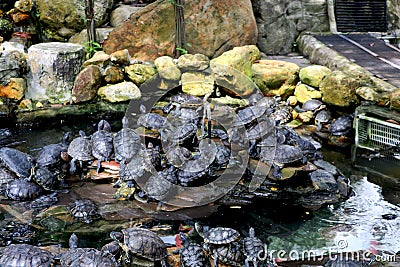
<box><xmin>96</xmin><ymin>158</ymin><xmax>102</xmax><ymax>173</ymax></box>
<box><xmin>213</xmin><ymin>252</ymin><xmax>219</xmax><ymax>267</ymax></box>
<box><xmin>69</xmin><ymin>159</ymin><xmax>77</xmax><ymax>174</ymax></box>
<box><xmin>245</xmin><ymin>258</ymin><xmax>250</xmax><ymax>267</ymax></box>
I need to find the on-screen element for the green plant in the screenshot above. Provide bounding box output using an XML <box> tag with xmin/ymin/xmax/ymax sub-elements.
<box><xmin>83</xmin><ymin>40</ymin><xmax>102</xmax><ymax>59</ymax></box>
<box><xmin>175</xmin><ymin>47</ymin><xmax>188</xmax><ymax>55</ymax></box>
<box><xmin>168</xmin><ymin>0</ymin><xmax>183</xmax><ymax>7</ymax></box>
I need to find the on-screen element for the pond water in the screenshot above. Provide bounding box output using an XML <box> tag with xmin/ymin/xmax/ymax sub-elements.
<box><xmin>1</xmin><ymin>115</ymin><xmax>399</xmax><ymax>264</ymax></box>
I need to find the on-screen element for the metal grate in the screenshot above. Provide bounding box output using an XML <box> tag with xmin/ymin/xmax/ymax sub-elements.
<box><xmin>335</xmin><ymin>0</ymin><xmax>387</xmax><ymax>32</ymax></box>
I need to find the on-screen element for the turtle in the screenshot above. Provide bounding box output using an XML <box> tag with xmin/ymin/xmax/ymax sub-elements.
<box><xmin>0</xmin><ymin>221</ymin><xmax>35</xmax><ymax>246</ymax></box>
<box><xmin>178</xmin><ymin>232</ymin><xmax>210</xmax><ymax>267</ymax></box>
<box><xmin>164</xmin><ymin>145</ymin><xmax>192</xmax><ymax>168</ymax></box>
<box><xmin>269</xmin><ymin>105</ymin><xmax>293</xmax><ymax>125</ymax></box>
<box><xmin>195</xmin><ymin>222</ymin><xmax>240</xmax><ymax>245</ymax></box>
<box><xmin>139</xmin><ymin>168</ymin><xmax>175</xmax><ymax>201</ymax></box>
<box><xmin>294</xmin><ymin>137</ymin><xmax>318</xmax><ymax>160</ymax></box>
<box><xmin>213</xmin><ymin>145</ymin><xmax>231</xmax><ymax>168</ymax></box>
<box><xmin>32</xmin><ymin>164</ymin><xmax>63</xmax><ymax>191</ymax></box>
<box><xmin>110</xmin><ymin>227</ymin><xmax>170</xmax><ymax>267</ymax></box>
<box><xmin>176</xmin><ymin>158</ymin><xmax>214</xmax><ymax>187</ymax></box>
<box><xmin>91</xmin><ymin>120</ymin><xmax>114</xmax><ymax>173</ymax></box>
<box><xmin>170</xmin><ymin>123</ymin><xmax>198</xmax><ymax>145</ymax></box>
<box><xmin>260</xmin><ymin>144</ymin><xmax>305</xmax><ymax>179</ymax></box>
<box><xmin>233</xmin><ymin>105</ymin><xmax>268</xmax><ymax>127</ymax></box>
<box><xmin>5</xmin><ymin>178</ymin><xmax>43</xmax><ymax>200</ymax></box>
<box><xmin>204</xmin><ymin>241</ymin><xmax>244</xmax><ymax>267</ymax></box>
<box><xmin>243</xmin><ymin>227</ymin><xmax>267</xmax><ymax>267</ymax></box>
<box><xmin>29</xmin><ymin>192</ymin><xmax>58</xmax><ymax>213</ymax></box>
<box><xmin>328</xmin><ymin>113</ymin><xmax>355</xmax><ymax>136</ymax></box>
<box><xmin>35</xmin><ymin>131</ymin><xmax>70</xmax><ymax>169</ymax></box>
<box><xmin>210</xmin><ymin>128</ymin><xmax>229</xmax><ymax>141</ymax></box>
<box><xmin>113</xmin><ymin>116</ymin><xmax>142</xmax><ymax>172</ymax></box>
<box><xmin>170</xmin><ymin>93</ymin><xmax>203</xmax><ymax>109</ymax></box>
<box><xmin>67</xmin><ymin>130</ymin><xmax>94</xmax><ymax>175</ymax></box>
<box><xmin>0</xmin><ymin>166</ymin><xmax>17</xmax><ymax>192</ymax></box>
<box><xmin>146</xmin><ymin>142</ymin><xmax>162</xmax><ymax>170</ymax></box>
<box><xmin>0</xmin><ymin>147</ymin><xmax>34</xmax><ymax>179</ymax></box>
<box><xmin>60</xmin><ymin>233</ymin><xmax>118</xmax><ymax>267</ymax></box>
<box><xmin>137</xmin><ymin>104</ymin><xmax>171</xmax><ymax>130</ymax></box>
<box><xmin>313</xmin><ymin>159</ymin><xmax>338</xmax><ymax>175</ymax></box>
<box><xmin>301</xmin><ymin>99</ymin><xmax>326</xmax><ymax>113</ymax></box>
<box><xmin>309</xmin><ymin>169</ymin><xmax>338</xmax><ymax>192</ymax></box>
<box><xmin>0</xmin><ymin>244</ymin><xmax>54</xmax><ymax>267</ymax></box>
<box><xmin>67</xmin><ymin>199</ymin><xmax>99</xmax><ymax>224</ymax></box>
<box><xmin>254</xmin><ymin>96</ymin><xmax>279</xmax><ymax>111</ymax></box>
<box><xmin>314</xmin><ymin>109</ymin><xmax>332</xmax><ymax>130</ymax></box>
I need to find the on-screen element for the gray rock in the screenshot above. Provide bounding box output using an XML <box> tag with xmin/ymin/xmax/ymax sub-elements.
<box><xmin>110</xmin><ymin>5</ymin><xmax>143</xmax><ymax>27</ymax></box>
<box><xmin>98</xmin><ymin>81</ymin><xmax>141</xmax><ymax>102</ymax></box>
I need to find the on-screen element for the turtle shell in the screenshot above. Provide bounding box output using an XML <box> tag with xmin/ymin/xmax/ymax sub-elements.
<box><xmin>91</xmin><ymin>120</ymin><xmax>114</xmax><ymax>161</ymax></box>
<box><xmin>0</xmin><ymin>244</ymin><xmax>54</xmax><ymax>267</ymax></box>
<box><xmin>0</xmin><ymin>147</ymin><xmax>34</xmax><ymax>179</ymax></box>
<box><xmin>202</xmin><ymin>227</ymin><xmax>240</xmax><ymax>245</ymax></box>
<box><xmin>171</xmin><ymin>93</ymin><xmax>203</xmax><ymax>108</ymax></box>
<box><xmin>233</xmin><ymin>105</ymin><xmax>267</xmax><ymax>126</ymax></box>
<box><xmin>171</xmin><ymin>123</ymin><xmax>197</xmax><ymax>144</ymax></box>
<box><xmin>315</xmin><ymin>109</ymin><xmax>332</xmax><ymax>125</ymax></box>
<box><xmin>207</xmin><ymin>241</ymin><xmax>244</xmax><ymax>266</ymax></box>
<box><xmin>68</xmin><ymin>131</ymin><xmax>94</xmax><ymax>161</ymax></box>
<box><xmin>214</xmin><ymin>145</ymin><xmax>231</xmax><ymax>166</ymax></box>
<box><xmin>142</xmin><ymin>171</ymin><xmax>173</xmax><ymax>200</ymax></box>
<box><xmin>270</xmin><ymin>105</ymin><xmax>293</xmax><ymax>124</ymax></box>
<box><xmin>243</xmin><ymin>228</ymin><xmax>265</xmax><ymax>261</ymax></box>
<box><xmin>302</xmin><ymin>99</ymin><xmax>325</xmax><ymax>112</ymax></box>
<box><xmin>120</xmin><ymin>227</ymin><xmax>168</xmax><ymax>261</ymax></box>
<box><xmin>36</xmin><ymin>132</ymin><xmax>70</xmax><ymax>167</ymax></box>
<box><xmin>68</xmin><ymin>199</ymin><xmax>99</xmax><ymax>223</ymax></box>
<box><xmin>273</xmin><ymin>144</ymin><xmax>304</xmax><ymax>165</ymax></box>
<box><xmin>180</xmin><ymin>243</ymin><xmax>210</xmax><ymax>267</ymax></box>
<box><xmin>33</xmin><ymin>165</ymin><xmax>62</xmax><ymax>191</ymax></box>
<box><xmin>61</xmin><ymin>248</ymin><xmax>118</xmax><ymax>267</ymax></box>
<box><xmin>309</xmin><ymin>169</ymin><xmax>338</xmax><ymax>191</ymax></box>
<box><xmin>137</xmin><ymin>112</ymin><xmax>170</xmax><ymax>130</ymax></box>
<box><xmin>328</xmin><ymin>114</ymin><xmax>354</xmax><ymax>136</ymax></box>
<box><xmin>0</xmin><ymin>166</ymin><xmax>17</xmax><ymax>187</ymax></box>
<box><xmin>5</xmin><ymin>179</ymin><xmax>43</xmax><ymax>200</ymax></box>
<box><xmin>165</xmin><ymin>146</ymin><xmax>192</xmax><ymax>168</ymax></box>
<box><xmin>113</xmin><ymin>124</ymin><xmax>141</xmax><ymax>166</ymax></box>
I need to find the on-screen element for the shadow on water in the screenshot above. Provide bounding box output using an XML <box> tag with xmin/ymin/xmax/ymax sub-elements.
<box><xmin>1</xmin><ymin>117</ymin><xmax>400</xmax><ymax>256</ymax></box>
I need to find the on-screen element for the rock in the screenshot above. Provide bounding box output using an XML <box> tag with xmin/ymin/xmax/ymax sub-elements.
<box><xmin>0</xmin><ymin>78</ymin><xmax>26</xmax><ymax>100</ymax></box>
<box><xmin>0</xmin><ymin>53</ymin><xmax>21</xmax><ymax>86</ymax></box>
<box><xmin>181</xmin><ymin>72</ymin><xmax>214</xmax><ymax>96</ymax></box>
<box><xmin>69</xmin><ymin>28</ymin><xmax>113</xmax><ymax>46</ymax></box>
<box><xmin>19</xmin><ymin>99</ymin><xmax>32</xmax><ymax>110</ymax></box>
<box><xmin>298</xmin><ymin>110</ymin><xmax>313</xmax><ymax>123</ymax></box>
<box><xmin>110</xmin><ymin>5</ymin><xmax>143</xmax><ymax>27</ymax></box>
<box><xmin>110</xmin><ymin>49</ymin><xmax>131</xmax><ymax>65</ymax></box>
<box><xmin>36</xmin><ymin>0</ymin><xmax>114</xmax><ymax>40</ymax></box>
<box><xmin>14</xmin><ymin>0</ymin><xmax>33</xmax><ymax>13</ymax></box>
<box><xmin>104</xmin><ymin>65</ymin><xmax>124</xmax><ymax>84</ymax></box>
<box><xmin>103</xmin><ymin>0</ymin><xmax>257</xmax><ymax>61</ymax></box>
<box><xmin>177</xmin><ymin>53</ymin><xmax>209</xmax><ymax>71</ymax></box>
<box><xmin>252</xmin><ymin>59</ymin><xmax>299</xmax><ymax>97</ymax></box>
<box><xmin>154</xmin><ymin>56</ymin><xmax>181</xmax><ymax>81</ymax></box>
<box><xmin>211</xmin><ymin>96</ymin><xmax>249</xmax><ymax>107</ymax></box>
<box><xmin>82</xmin><ymin>51</ymin><xmax>111</xmax><ymax>69</ymax></box>
<box><xmin>390</xmin><ymin>89</ymin><xmax>400</xmax><ymax>111</ymax></box>
<box><xmin>287</xmin><ymin>95</ymin><xmax>298</xmax><ymax>106</ymax></box>
<box><xmin>26</xmin><ymin>42</ymin><xmax>85</xmax><ymax>103</ymax></box>
<box><xmin>294</xmin><ymin>83</ymin><xmax>322</xmax><ymax>104</ymax></box>
<box><xmin>299</xmin><ymin>65</ymin><xmax>332</xmax><ymax>87</ymax></box>
<box><xmin>72</xmin><ymin>65</ymin><xmax>102</xmax><ymax>103</ymax></box>
<box><xmin>98</xmin><ymin>81</ymin><xmax>141</xmax><ymax>102</ymax></box>
<box><xmin>124</xmin><ymin>63</ymin><xmax>157</xmax><ymax>85</ymax></box>
<box><xmin>319</xmin><ymin>71</ymin><xmax>360</xmax><ymax>107</ymax></box>
<box><xmin>210</xmin><ymin>45</ymin><xmax>260</xmax><ymax>96</ymax></box>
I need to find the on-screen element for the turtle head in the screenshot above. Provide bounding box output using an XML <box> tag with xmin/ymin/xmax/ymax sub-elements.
<box><xmin>139</xmin><ymin>104</ymin><xmax>147</xmax><ymax>114</ymax></box>
<box><xmin>62</xmin><ymin>132</ymin><xmax>71</xmax><ymax>146</ymax></box>
<box><xmin>69</xmin><ymin>233</ymin><xmax>78</xmax><ymax>249</ymax></box>
<box><xmin>110</xmin><ymin>231</ymin><xmax>124</xmax><ymax>242</ymax></box>
<box><xmin>249</xmin><ymin>227</ymin><xmax>255</xmax><ymax>237</ymax></box>
<box><xmin>194</xmin><ymin>222</ymin><xmax>206</xmax><ymax>238</ymax></box>
<box><xmin>99</xmin><ymin>119</ymin><xmax>111</xmax><ymax>132</ymax></box>
<box><xmin>101</xmin><ymin>240</ymin><xmax>121</xmax><ymax>258</ymax></box>
<box><xmin>78</xmin><ymin>130</ymin><xmax>86</xmax><ymax>137</ymax></box>
<box><xmin>179</xmin><ymin>232</ymin><xmax>190</xmax><ymax>247</ymax></box>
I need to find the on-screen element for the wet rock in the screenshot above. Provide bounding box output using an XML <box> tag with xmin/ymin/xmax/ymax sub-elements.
<box><xmin>181</xmin><ymin>72</ymin><xmax>214</xmax><ymax>96</ymax></box>
<box><xmin>125</xmin><ymin>63</ymin><xmax>157</xmax><ymax>85</ymax></box>
<box><xmin>154</xmin><ymin>56</ymin><xmax>181</xmax><ymax>81</ymax></box>
<box><xmin>110</xmin><ymin>49</ymin><xmax>131</xmax><ymax>65</ymax></box>
<box><xmin>252</xmin><ymin>59</ymin><xmax>299</xmax><ymax>97</ymax></box>
<box><xmin>103</xmin><ymin>0</ymin><xmax>257</xmax><ymax>60</ymax></box>
<box><xmin>72</xmin><ymin>65</ymin><xmax>102</xmax><ymax>103</ymax></box>
<box><xmin>36</xmin><ymin>0</ymin><xmax>114</xmax><ymax>40</ymax></box>
<box><xmin>177</xmin><ymin>53</ymin><xmax>209</xmax><ymax>71</ymax></box>
<box><xmin>211</xmin><ymin>96</ymin><xmax>249</xmax><ymax>107</ymax></box>
<box><xmin>298</xmin><ymin>110</ymin><xmax>313</xmax><ymax>123</ymax></box>
<box><xmin>98</xmin><ymin>81</ymin><xmax>141</xmax><ymax>102</ymax></box>
<box><xmin>294</xmin><ymin>83</ymin><xmax>322</xmax><ymax>103</ymax></box>
<box><xmin>69</xmin><ymin>28</ymin><xmax>113</xmax><ymax>46</ymax></box>
<box><xmin>299</xmin><ymin>65</ymin><xmax>331</xmax><ymax>87</ymax></box>
<box><xmin>104</xmin><ymin>65</ymin><xmax>124</xmax><ymax>84</ymax></box>
<box><xmin>0</xmin><ymin>78</ymin><xmax>26</xmax><ymax>100</ymax></box>
<box><xmin>82</xmin><ymin>51</ymin><xmax>111</xmax><ymax>69</ymax></box>
<box><xmin>10</xmin><ymin>12</ymin><xmax>30</xmax><ymax>25</ymax></box>
<box><xmin>0</xmin><ymin>48</ymin><xmax>24</xmax><ymax>86</ymax></box>
<box><xmin>110</xmin><ymin>5</ymin><xmax>143</xmax><ymax>27</ymax></box>
<box><xmin>319</xmin><ymin>71</ymin><xmax>360</xmax><ymax>107</ymax></box>
<box><xmin>14</xmin><ymin>0</ymin><xmax>33</xmax><ymax>13</ymax></box>
<box><xmin>19</xmin><ymin>99</ymin><xmax>33</xmax><ymax>110</ymax></box>
<box><xmin>26</xmin><ymin>42</ymin><xmax>85</xmax><ymax>103</ymax></box>
<box><xmin>210</xmin><ymin>45</ymin><xmax>260</xmax><ymax>96</ymax></box>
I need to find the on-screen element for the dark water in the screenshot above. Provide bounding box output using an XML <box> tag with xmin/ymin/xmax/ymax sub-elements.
<box><xmin>1</xmin><ymin>117</ymin><xmax>400</xmax><ymax>259</ymax></box>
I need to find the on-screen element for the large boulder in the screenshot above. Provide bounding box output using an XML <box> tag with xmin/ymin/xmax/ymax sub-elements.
<box><xmin>299</xmin><ymin>65</ymin><xmax>332</xmax><ymax>88</ymax></box>
<box><xmin>102</xmin><ymin>0</ymin><xmax>258</xmax><ymax>61</ymax></box>
<box><xmin>72</xmin><ymin>65</ymin><xmax>102</xmax><ymax>103</ymax></box>
<box><xmin>98</xmin><ymin>81</ymin><xmax>141</xmax><ymax>103</ymax></box>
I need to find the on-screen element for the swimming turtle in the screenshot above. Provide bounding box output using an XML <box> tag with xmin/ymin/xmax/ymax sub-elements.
<box><xmin>91</xmin><ymin>120</ymin><xmax>114</xmax><ymax>173</ymax></box>
<box><xmin>5</xmin><ymin>178</ymin><xmax>43</xmax><ymax>200</ymax></box>
<box><xmin>110</xmin><ymin>227</ymin><xmax>170</xmax><ymax>267</ymax></box>
<box><xmin>0</xmin><ymin>147</ymin><xmax>34</xmax><ymax>179</ymax></box>
<box><xmin>0</xmin><ymin>244</ymin><xmax>54</xmax><ymax>267</ymax></box>
<box><xmin>113</xmin><ymin>116</ymin><xmax>142</xmax><ymax>172</ymax></box>
<box><xmin>35</xmin><ymin>131</ymin><xmax>70</xmax><ymax>169</ymax></box>
<box><xmin>67</xmin><ymin>199</ymin><xmax>99</xmax><ymax>224</ymax></box>
<box><xmin>67</xmin><ymin>130</ymin><xmax>94</xmax><ymax>175</ymax></box>
<box><xmin>195</xmin><ymin>222</ymin><xmax>240</xmax><ymax>245</ymax></box>
<box><xmin>328</xmin><ymin>113</ymin><xmax>355</xmax><ymax>136</ymax></box>
<box><xmin>243</xmin><ymin>227</ymin><xmax>267</xmax><ymax>267</ymax></box>
<box><xmin>314</xmin><ymin>109</ymin><xmax>332</xmax><ymax>130</ymax></box>
<box><xmin>137</xmin><ymin>104</ymin><xmax>171</xmax><ymax>130</ymax></box>
<box><xmin>61</xmin><ymin>233</ymin><xmax>118</xmax><ymax>267</ymax></box>
<box><xmin>178</xmin><ymin>232</ymin><xmax>210</xmax><ymax>267</ymax></box>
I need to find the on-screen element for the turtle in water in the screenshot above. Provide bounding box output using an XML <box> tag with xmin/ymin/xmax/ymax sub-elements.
<box><xmin>5</xmin><ymin>178</ymin><xmax>43</xmax><ymax>200</ymax></box>
<box><xmin>0</xmin><ymin>243</ymin><xmax>54</xmax><ymax>267</ymax></box>
<box><xmin>113</xmin><ymin>116</ymin><xmax>142</xmax><ymax>173</ymax></box>
<box><xmin>0</xmin><ymin>147</ymin><xmax>34</xmax><ymax>179</ymax></box>
<box><xmin>91</xmin><ymin>120</ymin><xmax>114</xmax><ymax>173</ymax></box>
<box><xmin>67</xmin><ymin>199</ymin><xmax>100</xmax><ymax>224</ymax></box>
<box><xmin>110</xmin><ymin>227</ymin><xmax>171</xmax><ymax>267</ymax></box>
<box><xmin>60</xmin><ymin>233</ymin><xmax>118</xmax><ymax>267</ymax></box>
<box><xmin>178</xmin><ymin>232</ymin><xmax>210</xmax><ymax>267</ymax></box>
<box><xmin>68</xmin><ymin>130</ymin><xmax>94</xmax><ymax>175</ymax></box>
<box><xmin>243</xmin><ymin>227</ymin><xmax>268</xmax><ymax>267</ymax></box>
